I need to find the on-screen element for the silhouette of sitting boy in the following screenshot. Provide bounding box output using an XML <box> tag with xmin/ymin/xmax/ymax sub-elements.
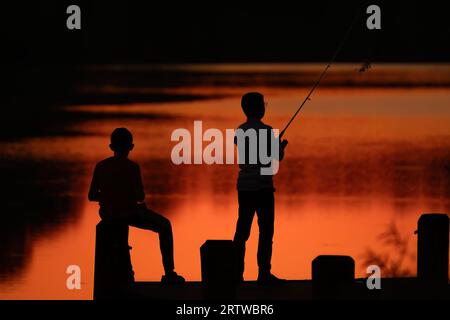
<box><xmin>88</xmin><ymin>128</ymin><xmax>185</xmax><ymax>284</ymax></box>
<box><xmin>233</xmin><ymin>92</ymin><xmax>288</xmax><ymax>285</ymax></box>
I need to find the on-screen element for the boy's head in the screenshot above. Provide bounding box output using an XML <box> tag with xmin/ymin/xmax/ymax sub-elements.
<box><xmin>110</xmin><ymin>128</ymin><xmax>134</xmax><ymax>155</ymax></box>
<box><xmin>241</xmin><ymin>92</ymin><xmax>265</xmax><ymax>120</ymax></box>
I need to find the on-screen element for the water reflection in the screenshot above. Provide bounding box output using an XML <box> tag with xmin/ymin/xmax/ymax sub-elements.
<box><xmin>0</xmin><ymin>159</ymin><xmax>87</xmax><ymax>281</ymax></box>
<box><xmin>0</xmin><ymin>85</ymin><xmax>449</xmax><ymax>299</ymax></box>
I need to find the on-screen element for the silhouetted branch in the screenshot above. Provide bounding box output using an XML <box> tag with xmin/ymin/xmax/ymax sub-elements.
<box><xmin>362</xmin><ymin>220</ymin><xmax>414</xmax><ymax>277</ymax></box>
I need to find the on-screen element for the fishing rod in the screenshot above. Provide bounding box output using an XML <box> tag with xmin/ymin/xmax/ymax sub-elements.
<box><xmin>279</xmin><ymin>7</ymin><xmax>363</xmax><ymax>139</ymax></box>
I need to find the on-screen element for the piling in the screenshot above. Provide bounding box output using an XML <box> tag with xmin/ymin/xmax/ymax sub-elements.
<box><xmin>200</xmin><ymin>240</ymin><xmax>237</xmax><ymax>300</ymax></box>
<box><xmin>93</xmin><ymin>220</ymin><xmax>135</xmax><ymax>300</ymax></box>
<box><xmin>417</xmin><ymin>213</ymin><xmax>449</xmax><ymax>288</ymax></box>
<box><xmin>312</xmin><ymin>255</ymin><xmax>355</xmax><ymax>299</ymax></box>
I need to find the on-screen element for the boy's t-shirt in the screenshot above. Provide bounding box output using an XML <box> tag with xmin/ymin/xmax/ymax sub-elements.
<box><xmin>235</xmin><ymin>119</ymin><xmax>276</xmax><ymax>191</ymax></box>
<box><xmin>89</xmin><ymin>156</ymin><xmax>144</xmax><ymax>219</ymax></box>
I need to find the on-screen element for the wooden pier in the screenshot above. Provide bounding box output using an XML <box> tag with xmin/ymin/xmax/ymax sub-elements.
<box><xmin>93</xmin><ymin>213</ymin><xmax>449</xmax><ymax>300</ymax></box>
<box><xmin>114</xmin><ymin>278</ymin><xmax>450</xmax><ymax>300</ymax></box>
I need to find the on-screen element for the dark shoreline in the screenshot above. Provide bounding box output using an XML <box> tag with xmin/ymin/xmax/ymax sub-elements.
<box><xmin>3</xmin><ymin>63</ymin><xmax>450</xmax><ymax>140</ymax></box>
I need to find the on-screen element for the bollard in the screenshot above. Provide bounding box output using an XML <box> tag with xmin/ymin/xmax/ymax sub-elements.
<box><xmin>312</xmin><ymin>255</ymin><xmax>355</xmax><ymax>299</ymax></box>
<box><xmin>94</xmin><ymin>220</ymin><xmax>135</xmax><ymax>300</ymax></box>
<box><xmin>417</xmin><ymin>213</ymin><xmax>449</xmax><ymax>287</ymax></box>
<box><xmin>200</xmin><ymin>240</ymin><xmax>237</xmax><ymax>300</ymax></box>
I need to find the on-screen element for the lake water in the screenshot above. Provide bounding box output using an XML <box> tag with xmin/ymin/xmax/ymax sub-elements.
<box><xmin>0</xmin><ymin>64</ymin><xmax>449</xmax><ymax>299</ymax></box>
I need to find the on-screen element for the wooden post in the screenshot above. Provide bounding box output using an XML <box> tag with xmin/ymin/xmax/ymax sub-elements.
<box><xmin>200</xmin><ymin>240</ymin><xmax>237</xmax><ymax>300</ymax></box>
<box><xmin>312</xmin><ymin>255</ymin><xmax>355</xmax><ymax>299</ymax></box>
<box><xmin>94</xmin><ymin>220</ymin><xmax>135</xmax><ymax>300</ymax></box>
<box><xmin>417</xmin><ymin>213</ymin><xmax>449</xmax><ymax>287</ymax></box>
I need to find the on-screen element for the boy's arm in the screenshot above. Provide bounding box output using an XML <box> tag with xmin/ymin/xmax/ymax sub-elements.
<box><xmin>135</xmin><ymin>165</ymin><xmax>145</xmax><ymax>202</ymax></box>
<box><xmin>269</xmin><ymin>127</ymin><xmax>288</xmax><ymax>161</ymax></box>
<box><xmin>279</xmin><ymin>139</ymin><xmax>288</xmax><ymax>161</ymax></box>
<box><xmin>88</xmin><ymin>165</ymin><xmax>101</xmax><ymax>202</ymax></box>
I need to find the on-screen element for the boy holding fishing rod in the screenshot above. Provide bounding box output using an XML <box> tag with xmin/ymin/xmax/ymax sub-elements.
<box><xmin>233</xmin><ymin>92</ymin><xmax>288</xmax><ymax>285</ymax></box>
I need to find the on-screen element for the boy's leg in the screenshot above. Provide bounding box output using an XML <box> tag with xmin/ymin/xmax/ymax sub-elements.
<box><xmin>255</xmin><ymin>189</ymin><xmax>275</xmax><ymax>277</ymax></box>
<box><xmin>128</xmin><ymin>207</ymin><xmax>175</xmax><ymax>274</ymax></box>
<box><xmin>233</xmin><ymin>191</ymin><xmax>256</xmax><ymax>281</ymax></box>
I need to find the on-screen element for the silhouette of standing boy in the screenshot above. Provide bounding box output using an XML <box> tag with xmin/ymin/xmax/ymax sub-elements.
<box><xmin>88</xmin><ymin>128</ymin><xmax>185</xmax><ymax>284</ymax></box>
<box><xmin>233</xmin><ymin>92</ymin><xmax>288</xmax><ymax>285</ymax></box>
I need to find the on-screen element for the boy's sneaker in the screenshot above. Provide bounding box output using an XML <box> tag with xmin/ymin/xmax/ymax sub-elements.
<box><xmin>161</xmin><ymin>272</ymin><xmax>185</xmax><ymax>284</ymax></box>
<box><xmin>257</xmin><ymin>273</ymin><xmax>287</xmax><ymax>285</ymax></box>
